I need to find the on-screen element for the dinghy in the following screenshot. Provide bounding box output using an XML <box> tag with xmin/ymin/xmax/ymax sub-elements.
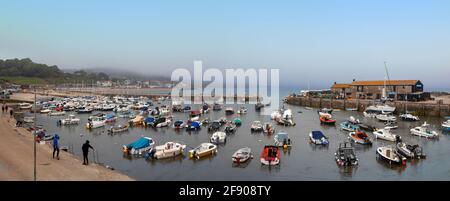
<box><xmin>340</xmin><ymin>121</ymin><xmax>359</xmax><ymax>132</ymax></box>
<box><xmin>233</xmin><ymin>118</ymin><xmax>242</xmax><ymax>126</ymax></box>
<box><xmin>123</xmin><ymin>137</ymin><xmax>155</xmax><ymax>155</ymax></box>
<box><xmin>320</xmin><ymin>116</ymin><xmax>336</xmax><ymax>125</ymax></box>
<box><xmin>211</xmin><ymin>132</ymin><xmax>227</xmax><ymax>144</ymax></box>
<box><xmin>224</xmin><ymin>123</ymin><xmax>237</xmax><ymax>134</ymax></box>
<box><xmin>309</xmin><ymin>130</ymin><xmax>329</xmax><ymax>145</ymax></box>
<box><xmin>237</xmin><ymin>107</ymin><xmax>247</xmax><ymax>114</ymax></box>
<box><xmin>189</xmin><ymin>143</ymin><xmax>217</xmax><ymax>159</ymax></box>
<box><xmin>232</xmin><ymin>147</ymin><xmax>252</xmax><ymax>164</ymax></box>
<box><xmin>108</xmin><ymin>124</ymin><xmax>129</xmax><ymax>133</ymax></box>
<box><xmin>208</xmin><ymin>120</ymin><xmax>222</xmax><ymax>132</ymax></box>
<box><xmin>186</xmin><ymin>121</ymin><xmax>201</xmax><ymax>131</ymax></box>
<box><xmin>348</xmin><ymin>131</ymin><xmax>372</xmax><ymax>145</ymax></box>
<box><xmin>335</xmin><ymin>142</ymin><xmax>358</xmax><ymax>167</ymax></box>
<box><xmin>410</xmin><ymin>122</ymin><xmax>439</xmax><ymax>139</ymax></box>
<box><xmin>173</xmin><ymin>120</ymin><xmax>185</xmax><ymax>129</ymax></box>
<box><xmin>260</xmin><ymin>145</ymin><xmax>280</xmax><ymax>166</ymax></box>
<box><xmin>250</xmin><ymin>121</ymin><xmax>263</xmax><ymax>132</ymax></box>
<box><xmin>376</xmin><ymin>146</ymin><xmax>406</xmax><ymax>166</ymax></box>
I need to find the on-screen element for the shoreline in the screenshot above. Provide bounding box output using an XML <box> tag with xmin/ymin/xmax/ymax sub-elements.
<box><xmin>0</xmin><ymin>109</ymin><xmax>134</xmax><ymax>181</ymax></box>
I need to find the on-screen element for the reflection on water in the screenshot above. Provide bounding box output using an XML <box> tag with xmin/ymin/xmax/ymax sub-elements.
<box><xmin>30</xmin><ymin>100</ymin><xmax>450</xmax><ymax>181</ymax></box>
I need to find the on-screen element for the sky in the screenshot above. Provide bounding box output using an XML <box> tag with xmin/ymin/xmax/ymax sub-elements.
<box><xmin>1</xmin><ymin>0</ymin><xmax>450</xmax><ymax>91</ymax></box>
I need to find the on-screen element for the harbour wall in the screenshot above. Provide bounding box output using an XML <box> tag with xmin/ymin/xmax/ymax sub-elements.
<box><xmin>285</xmin><ymin>96</ymin><xmax>450</xmax><ymax>117</ymax></box>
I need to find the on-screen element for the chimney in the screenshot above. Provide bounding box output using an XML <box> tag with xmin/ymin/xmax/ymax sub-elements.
<box><xmin>334</xmin><ymin>82</ymin><xmax>337</xmax><ymax>84</ymax></box>
<box><xmin>353</xmin><ymin>79</ymin><xmax>356</xmax><ymax>82</ymax></box>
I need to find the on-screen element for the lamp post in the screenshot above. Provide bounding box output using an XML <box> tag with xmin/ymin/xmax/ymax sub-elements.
<box><xmin>33</xmin><ymin>86</ymin><xmax>37</xmax><ymax>181</ymax></box>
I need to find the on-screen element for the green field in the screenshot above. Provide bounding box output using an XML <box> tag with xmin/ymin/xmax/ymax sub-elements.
<box><xmin>0</xmin><ymin>76</ymin><xmax>48</xmax><ymax>85</ymax></box>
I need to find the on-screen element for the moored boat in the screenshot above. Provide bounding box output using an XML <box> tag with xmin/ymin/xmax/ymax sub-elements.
<box><xmin>349</xmin><ymin>131</ymin><xmax>372</xmax><ymax>145</ymax></box>
<box><xmin>320</xmin><ymin>116</ymin><xmax>336</xmax><ymax>125</ymax></box>
<box><xmin>335</xmin><ymin>142</ymin><xmax>358</xmax><ymax>166</ymax></box>
<box><xmin>232</xmin><ymin>147</ymin><xmax>252</xmax><ymax>164</ymax></box>
<box><xmin>442</xmin><ymin>120</ymin><xmax>450</xmax><ymax>132</ymax></box>
<box><xmin>59</xmin><ymin>114</ymin><xmax>80</xmax><ymax>125</ymax></box>
<box><xmin>108</xmin><ymin>124</ymin><xmax>129</xmax><ymax>133</ymax></box>
<box><xmin>376</xmin><ymin>146</ymin><xmax>406</xmax><ymax>166</ymax></box>
<box><xmin>400</xmin><ymin>113</ymin><xmax>419</xmax><ymax>121</ymax></box>
<box><xmin>274</xmin><ymin>131</ymin><xmax>291</xmax><ymax>148</ymax></box>
<box><xmin>340</xmin><ymin>121</ymin><xmax>359</xmax><ymax>132</ymax></box>
<box><xmin>150</xmin><ymin>142</ymin><xmax>186</xmax><ymax>159</ymax></box>
<box><xmin>189</xmin><ymin>143</ymin><xmax>217</xmax><ymax>159</ymax></box>
<box><xmin>396</xmin><ymin>142</ymin><xmax>426</xmax><ymax>159</ymax></box>
<box><xmin>410</xmin><ymin>122</ymin><xmax>439</xmax><ymax>139</ymax></box>
<box><xmin>309</xmin><ymin>130</ymin><xmax>329</xmax><ymax>145</ymax></box>
<box><xmin>123</xmin><ymin>137</ymin><xmax>155</xmax><ymax>155</ymax></box>
<box><xmin>210</xmin><ymin>131</ymin><xmax>227</xmax><ymax>144</ymax></box>
<box><xmin>260</xmin><ymin>145</ymin><xmax>280</xmax><ymax>166</ymax></box>
<box><xmin>373</xmin><ymin>128</ymin><xmax>398</xmax><ymax>142</ymax></box>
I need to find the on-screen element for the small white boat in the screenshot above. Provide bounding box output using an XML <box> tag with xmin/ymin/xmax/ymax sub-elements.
<box><xmin>48</xmin><ymin>111</ymin><xmax>66</xmax><ymax>116</ymax></box>
<box><xmin>363</xmin><ymin>111</ymin><xmax>377</xmax><ymax>118</ymax></box>
<box><xmin>237</xmin><ymin>107</ymin><xmax>247</xmax><ymax>114</ymax></box>
<box><xmin>86</xmin><ymin>117</ymin><xmax>106</xmax><ymax>129</ymax></box>
<box><xmin>123</xmin><ymin>137</ymin><xmax>155</xmax><ymax>155</ymax></box>
<box><xmin>210</xmin><ymin>131</ymin><xmax>227</xmax><ymax>144</ymax></box>
<box><xmin>189</xmin><ymin>143</ymin><xmax>217</xmax><ymax>159</ymax></box>
<box><xmin>152</xmin><ymin>142</ymin><xmax>186</xmax><ymax>159</ymax></box>
<box><xmin>225</xmin><ymin>107</ymin><xmax>234</xmax><ymax>115</ymax></box>
<box><xmin>19</xmin><ymin>103</ymin><xmax>33</xmax><ymax>110</ymax></box>
<box><xmin>376</xmin><ymin>146</ymin><xmax>406</xmax><ymax>165</ymax></box>
<box><xmin>366</xmin><ymin>104</ymin><xmax>396</xmax><ymax>113</ymax></box>
<box><xmin>373</xmin><ymin>128</ymin><xmax>398</xmax><ymax>142</ymax></box>
<box><xmin>60</xmin><ymin>114</ymin><xmax>80</xmax><ymax>125</ymax></box>
<box><xmin>410</xmin><ymin>122</ymin><xmax>439</xmax><ymax>139</ymax></box>
<box><xmin>40</xmin><ymin>109</ymin><xmax>52</xmax><ymax>114</ymax></box>
<box><xmin>251</xmin><ymin>121</ymin><xmax>263</xmax><ymax>132</ymax></box>
<box><xmin>232</xmin><ymin>147</ymin><xmax>252</xmax><ymax>164</ymax></box>
<box><xmin>400</xmin><ymin>113</ymin><xmax>419</xmax><ymax>121</ymax></box>
<box><xmin>23</xmin><ymin>116</ymin><xmax>35</xmax><ymax>123</ymax></box>
<box><xmin>271</xmin><ymin>111</ymin><xmax>282</xmax><ymax>120</ymax></box>
<box><xmin>108</xmin><ymin>124</ymin><xmax>129</xmax><ymax>133</ymax></box>
<box><xmin>443</xmin><ymin>120</ymin><xmax>450</xmax><ymax>132</ymax></box>
<box><xmin>376</xmin><ymin>114</ymin><xmax>397</xmax><ymax>122</ymax></box>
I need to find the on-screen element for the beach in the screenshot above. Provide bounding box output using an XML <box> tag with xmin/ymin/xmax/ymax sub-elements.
<box><xmin>0</xmin><ymin>110</ymin><xmax>133</xmax><ymax>181</ymax></box>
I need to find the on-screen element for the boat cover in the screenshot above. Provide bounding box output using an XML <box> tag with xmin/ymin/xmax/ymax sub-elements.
<box><xmin>311</xmin><ymin>131</ymin><xmax>325</xmax><ymax>139</ymax></box>
<box><xmin>127</xmin><ymin>137</ymin><xmax>152</xmax><ymax>150</ymax></box>
<box><xmin>190</xmin><ymin>121</ymin><xmax>200</xmax><ymax>128</ymax></box>
<box><xmin>144</xmin><ymin>117</ymin><xmax>155</xmax><ymax>123</ymax></box>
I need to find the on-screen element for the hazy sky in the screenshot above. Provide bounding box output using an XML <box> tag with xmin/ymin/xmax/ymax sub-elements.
<box><xmin>1</xmin><ymin>0</ymin><xmax>450</xmax><ymax>90</ymax></box>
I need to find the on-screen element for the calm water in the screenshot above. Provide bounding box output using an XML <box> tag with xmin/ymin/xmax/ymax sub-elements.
<box><xmin>32</xmin><ymin>100</ymin><xmax>450</xmax><ymax>181</ymax></box>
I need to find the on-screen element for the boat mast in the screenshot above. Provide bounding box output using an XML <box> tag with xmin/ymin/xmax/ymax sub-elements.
<box><xmin>383</xmin><ymin>61</ymin><xmax>392</xmax><ymax>99</ymax></box>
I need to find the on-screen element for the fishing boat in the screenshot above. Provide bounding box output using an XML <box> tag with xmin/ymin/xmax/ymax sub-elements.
<box><xmin>373</xmin><ymin>128</ymin><xmax>398</xmax><ymax>142</ymax></box>
<box><xmin>224</xmin><ymin>123</ymin><xmax>237</xmax><ymax>134</ymax></box>
<box><xmin>340</xmin><ymin>121</ymin><xmax>359</xmax><ymax>132</ymax></box>
<box><xmin>211</xmin><ymin>131</ymin><xmax>227</xmax><ymax>144</ymax></box>
<box><xmin>189</xmin><ymin>143</ymin><xmax>217</xmax><ymax>159</ymax></box>
<box><xmin>320</xmin><ymin>116</ymin><xmax>336</xmax><ymax>125</ymax></box>
<box><xmin>260</xmin><ymin>145</ymin><xmax>280</xmax><ymax>166</ymax></box>
<box><xmin>232</xmin><ymin>147</ymin><xmax>252</xmax><ymax>164</ymax></box>
<box><xmin>376</xmin><ymin>114</ymin><xmax>397</xmax><ymax>122</ymax></box>
<box><xmin>151</xmin><ymin>142</ymin><xmax>187</xmax><ymax>159</ymax></box>
<box><xmin>208</xmin><ymin>120</ymin><xmax>222</xmax><ymax>132</ymax></box>
<box><xmin>410</xmin><ymin>122</ymin><xmax>439</xmax><ymax>139</ymax></box>
<box><xmin>400</xmin><ymin>113</ymin><xmax>419</xmax><ymax>121</ymax></box>
<box><xmin>123</xmin><ymin>137</ymin><xmax>155</xmax><ymax>155</ymax></box>
<box><xmin>173</xmin><ymin>120</ymin><xmax>185</xmax><ymax>129</ymax></box>
<box><xmin>274</xmin><ymin>132</ymin><xmax>291</xmax><ymax>148</ymax></box>
<box><xmin>59</xmin><ymin>114</ymin><xmax>80</xmax><ymax>125</ymax></box>
<box><xmin>108</xmin><ymin>124</ymin><xmax>129</xmax><ymax>133</ymax></box>
<box><xmin>348</xmin><ymin>131</ymin><xmax>372</xmax><ymax>145</ymax></box>
<box><xmin>225</xmin><ymin>107</ymin><xmax>234</xmax><ymax>115</ymax></box>
<box><xmin>335</xmin><ymin>142</ymin><xmax>358</xmax><ymax>167</ymax></box>
<box><xmin>186</xmin><ymin>121</ymin><xmax>202</xmax><ymax>131</ymax></box>
<box><xmin>309</xmin><ymin>130</ymin><xmax>329</xmax><ymax>145</ymax></box>
<box><xmin>86</xmin><ymin>116</ymin><xmax>106</xmax><ymax>129</ymax></box>
<box><xmin>376</xmin><ymin>146</ymin><xmax>406</xmax><ymax>166</ymax></box>
<box><xmin>442</xmin><ymin>120</ymin><xmax>450</xmax><ymax>132</ymax></box>
<box><xmin>48</xmin><ymin>111</ymin><xmax>66</xmax><ymax>116</ymax></box>
<box><xmin>263</xmin><ymin>122</ymin><xmax>274</xmax><ymax>134</ymax></box>
<box><xmin>396</xmin><ymin>142</ymin><xmax>425</xmax><ymax>159</ymax></box>
<box><xmin>250</xmin><ymin>121</ymin><xmax>263</xmax><ymax>132</ymax></box>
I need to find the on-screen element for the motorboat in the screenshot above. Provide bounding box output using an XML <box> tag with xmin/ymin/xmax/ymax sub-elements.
<box><xmin>201</xmin><ymin>103</ymin><xmax>210</xmax><ymax>114</ymax></box>
<box><xmin>260</xmin><ymin>145</ymin><xmax>280</xmax><ymax>166</ymax></box>
<box><xmin>400</xmin><ymin>113</ymin><xmax>419</xmax><ymax>121</ymax></box>
<box><xmin>48</xmin><ymin>111</ymin><xmax>66</xmax><ymax>116</ymax></box>
<box><xmin>366</xmin><ymin>104</ymin><xmax>396</xmax><ymax>114</ymax></box>
<box><xmin>275</xmin><ymin>117</ymin><xmax>296</xmax><ymax>126</ymax></box>
<box><xmin>250</xmin><ymin>121</ymin><xmax>263</xmax><ymax>132</ymax></box>
<box><xmin>263</xmin><ymin>122</ymin><xmax>274</xmax><ymax>134</ymax></box>
<box><xmin>255</xmin><ymin>102</ymin><xmax>264</xmax><ymax>111</ymax></box>
<box><xmin>318</xmin><ymin>108</ymin><xmax>333</xmax><ymax>118</ymax></box>
<box><xmin>208</xmin><ymin>120</ymin><xmax>222</xmax><ymax>132</ymax></box>
<box><xmin>233</xmin><ymin>118</ymin><xmax>242</xmax><ymax>126</ymax></box>
<box><xmin>274</xmin><ymin>132</ymin><xmax>291</xmax><ymax>148</ymax></box>
<box><xmin>443</xmin><ymin>120</ymin><xmax>450</xmax><ymax>132</ymax></box>
<box><xmin>237</xmin><ymin>107</ymin><xmax>247</xmax><ymax>114</ymax></box>
<box><xmin>396</xmin><ymin>142</ymin><xmax>426</xmax><ymax>159</ymax></box>
<box><xmin>189</xmin><ymin>143</ymin><xmax>217</xmax><ymax>159</ymax></box>
<box><xmin>309</xmin><ymin>130</ymin><xmax>329</xmax><ymax>145</ymax></box>
<box><xmin>373</xmin><ymin>128</ymin><xmax>398</xmax><ymax>142</ymax></box>
<box><xmin>232</xmin><ymin>147</ymin><xmax>252</xmax><ymax>164</ymax></box>
<box><xmin>150</xmin><ymin>142</ymin><xmax>187</xmax><ymax>159</ymax></box>
<box><xmin>225</xmin><ymin>107</ymin><xmax>234</xmax><ymax>115</ymax></box>
<box><xmin>224</xmin><ymin>123</ymin><xmax>237</xmax><ymax>134</ymax></box>
<box><xmin>320</xmin><ymin>116</ymin><xmax>336</xmax><ymax>125</ymax></box>
<box><xmin>77</xmin><ymin>107</ymin><xmax>93</xmax><ymax>114</ymax></box>
<box><xmin>363</xmin><ymin>111</ymin><xmax>377</xmax><ymax>118</ymax></box>
<box><xmin>376</xmin><ymin>114</ymin><xmax>397</xmax><ymax>122</ymax></box>
<box><xmin>340</xmin><ymin>121</ymin><xmax>359</xmax><ymax>132</ymax></box>
<box><xmin>410</xmin><ymin>122</ymin><xmax>439</xmax><ymax>139</ymax></box>
<box><xmin>108</xmin><ymin>124</ymin><xmax>129</xmax><ymax>133</ymax></box>
<box><xmin>123</xmin><ymin>137</ymin><xmax>155</xmax><ymax>155</ymax></box>
<box><xmin>335</xmin><ymin>142</ymin><xmax>358</xmax><ymax>167</ymax></box>
<box><xmin>348</xmin><ymin>131</ymin><xmax>372</xmax><ymax>145</ymax></box>
<box><xmin>59</xmin><ymin>114</ymin><xmax>80</xmax><ymax>125</ymax></box>
<box><xmin>186</xmin><ymin>121</ymin><xmax>201</xmax><ymax>131</ymax></box>
<box><xmin>40</xmin><ymin>109</ymin><xmax>51</xmax><ymax>114</ymax></box>
<box><xmin>86</xmin><ymin>116</ymin><xmax>106</xmax><ymax>129</ymax></box>
<box><xmin>19</xmin><ymin>103</ymin><xmax>32</xmax><ymax>110</ymax></box>
<box><xmin>189</xmin><ymin>110</ymin><xmax>201</xmax><ymax>121</ymax></box>
<box><xmin>211</xmin><ymin>132</ymin><xmax>227</xmax><ymax>144</ymax></box>
<box><xmin>173</xmin><ymin>120</ymin><xmax>185</xmax><ymax>129</ymax></box>
<box><xmin>376</xmin><ymin>146</ymin><xmax>406</xmax><ymax>166</ymax></box>
<box><xmin>23</xmin><ymin>116</ymin><xmax>35</xmax><ymax>123</ymax></box>
<box><xmin>130</xmin><ymin>115</ymin><xmax>144</xmax><ymax>126</ymax></box>
<box><xmin>153</xmin><ymin>117</ymin><xmax>172</xmax><ymax>128</ymax></box>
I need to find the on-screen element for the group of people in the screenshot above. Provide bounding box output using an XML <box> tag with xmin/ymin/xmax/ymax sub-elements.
<box><xmin>1</xmin><ymin>104</ymin><xmax>13</xmax><ymax>117</ymax></box>
<box><xmin>51</xmin><ymin>134</ymin><xmax>94</xmax><ymax>165</ymax></box>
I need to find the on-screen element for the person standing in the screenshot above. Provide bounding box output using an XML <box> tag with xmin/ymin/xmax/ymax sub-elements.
<box><xmin>52</xmin><ymin>134</ymin><xmax>60</xmax><ymax>160</ymax></box>
<box><xmin>82</xmin><ymin>140</ymin><xmax>94</xmax><ymax>165</ymax></box>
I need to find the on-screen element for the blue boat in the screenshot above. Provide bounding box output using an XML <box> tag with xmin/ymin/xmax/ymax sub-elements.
<box><xmin>309</xmin><ymin>131</ymin><xmax>329</xmax><ymax>145</ymax></box>
<box><xmin>187</xmin><ymin>121</ymin><xmax>201</xmax><ymax>131</ymax></box>
<box><xmin>340</xmin><ymin>121</ymin><xmax>359</xmax><ymax>132</ymax></box>
<box><xmin>122</xmin><ymin>137</ymin><xmax>155</xmax><ymax>155</ymax></box>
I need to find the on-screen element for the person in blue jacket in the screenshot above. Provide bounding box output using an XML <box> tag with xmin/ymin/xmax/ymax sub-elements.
<box><xmin>53</xmin><ymin>134</ymin><xmax>60</xmax><ymax>160</ymax></box>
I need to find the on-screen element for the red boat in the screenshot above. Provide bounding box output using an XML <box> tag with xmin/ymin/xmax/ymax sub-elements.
<box><xmin>320</xmin><ymin>116</ymin><xmax>336</xmax><ymax>125</ymax></box>
<box><xmin>260</xmin><ymin>145</ymin><xmax>280</xmax><ymax>166</ymax></box>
